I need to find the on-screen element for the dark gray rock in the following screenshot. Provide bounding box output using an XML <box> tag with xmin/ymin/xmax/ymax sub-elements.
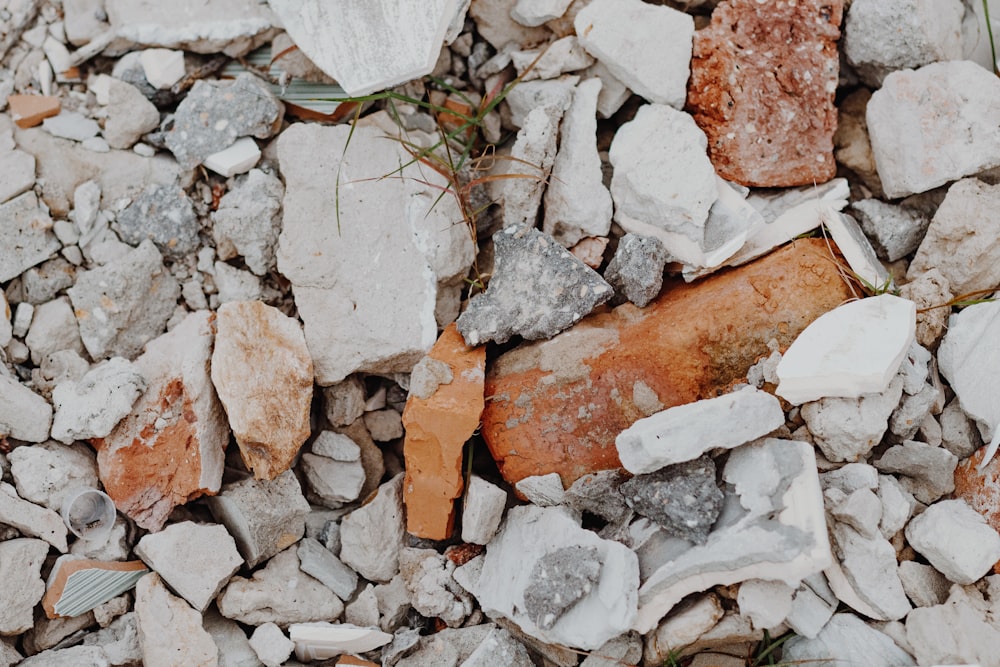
<box><xmin>20</xmin><ymin>258</ymin><xmax>76</xmax><ymax>305</ymax></box>
<box><xmin>165</xmin><ymin>73</ymin><xmax>282</xmax><ymax>169</ymax></box>
<box><xmin>563</xmin><ymin>469</ymin><xmax>632</xmax><ymax>524</ymax></box>
<box><xmin>523</xmin><ymin>545</ymin><xmax>602</xmax><ymax>630</ymax></box>
<box><xmin>874</xmin><ymin>440</ymin><xmax>957</xmax><ymax>504</ymax></box>
<box><xmin>116</xmin><ymin>184</ymin><xmax>198</xmax><ymax>259</ymax></box>
<box><xmin>851</xmin><ymin>198</ymin><xmax>930</xmax><ymax>262</ymax></box>
<box><xmin>619</xmin><ymin>455</ymin><xmax>723</xmax><ymax>544</ymax></box>
<box><xmin>456</xmin><ymin>225</ymin><xmax>614</xmax><ymax>345</ymax></box>
<box><xmin>604</xmin><ymin>233</ymin><xmax>669</xmax><ymax>307</ymax></box>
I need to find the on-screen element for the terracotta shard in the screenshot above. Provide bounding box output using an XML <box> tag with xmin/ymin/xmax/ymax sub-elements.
<box><xmin>402</xmin><ymin>323</ymin><xmax>486</xmax><ymax>540</ymax></box>
<box><xmin>685</xmin><ymin>0</ymin><xmax>844</xmax><ymax>187</ymax></box>
<box><xmin>211</xmin><ymin>301</ymin><xmax>313</xmax><ymax>480</ymax></box>
<box><xmin>9</xmin><ymin>95</ymin><xmax>61</xmax><ymax>129</ymax></box>
<box><xmin>954</xmin><ymin>446</ymin><xmax>1000</xmax><ymax>537</ymax></box>
<box><xmin>92</xmin><ymin>311</ymin><xmax>229</xmax><ymax>532</ymax></box>
<box><xmin>481</xmin><ymin>238</ymin><xmax>854</xmax><ymax>489</ymax></box>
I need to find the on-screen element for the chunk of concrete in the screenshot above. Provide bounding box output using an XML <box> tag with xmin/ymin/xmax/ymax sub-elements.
<box><xmin>851</xmin><ymin>198</ymin><xmax>930</xmax><ymax>263</ymax></box>
<box><xmin>782</xmin><ymin>613</ymin><xmax>915</xmax><ymax>666</ymax></box>
<box><xmin>340</xmin><ymin>474</ymin><xmax>406</xmax><ymax>583</ymax></box>
<box><xmin>115</xmin><ymin>183</ymin><xmax>198</xmax><ymax>259</ymax></box>
<box><xmin>897</xmin><ymin>561</ymin><xmax>950</xmax><ymax>608</ymax></box>
<box><xmin>399</xmin><ymin>548</ymin><xmax>474</xmax><ymax>628</ymax></box>
<box><xmin>51</xmin><ymin>358</ymin><xmax>146</xmax><ymax>443</ymax></box>
<box><xmin>498</xmin><ymin>103</ymin><xmax>562</xmax><ymax>229</ymax></box>
<box><xmin>0</xmin><ymin>539</ymin><xmax>50</xmax><ymax>635</ymax></box>
<box><xmin>603</xmin><ymin>233</ymin><xmax>669</xmax><ymax>308</ymax></box>
<box><xmin>828</xmin><ymin>523</ymin><xmax>911</xmax><ymax>621</ymax></box>
<box><xmin>0</xmin><ymin>191</ymin><xmax>60</xmax><ymax>282</ymax></box>
<box><xmin>301</xmin><ymin>434</ymin><xmax>366</xmax><ymax>509</ymax></box>
<box><xmin>616</xmin><ymin>386</ymin><xmax>784</xmax><ymax>474</ymax></box>
<box><xmin>905</xmin><ymin>499</ymin><xmax>1000</xmax><ymax>585</ymax></box>
<box><xmin>8</xmin><ymin>441</ymin><xmax>99</xmax><ymax>511</ymax></box>
<box><xmin>737</xmin><ymin>579</ymin><xmax>794</xmax><ymax>630</ymax></box>
<box><xmin>776</xmin><ymin>294</ymin><xmax>916</xmax><ymax>405</ymax></box>
<box><xmin>0</xmin><ymin>372</ymin><xmax>53</xmax><ymax>442</ymax></box>
<box><xmin>211</xmin><ymin>168</ymin><xmax>283</xmax><ymax>276</ymax></box>
<box><xmin>135</xmin><ymin>573</ymin><xmax>218</xmax><ymax>667</ymax></box>
<box><xmin>801</xmin><ymin>376</ymin><xmax>904</xmax><ymax>463</ymax></box>
<box><xmin>620</xmin><ymin>457</ymin><xmax>723</xmax><ymax>545</ymax></box>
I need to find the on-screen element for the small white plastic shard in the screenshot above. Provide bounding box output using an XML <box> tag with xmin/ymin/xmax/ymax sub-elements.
<box><xmin>202</xmin><ymin>137</ymin><xmax>261</xmax><ymax>177</ymax></box>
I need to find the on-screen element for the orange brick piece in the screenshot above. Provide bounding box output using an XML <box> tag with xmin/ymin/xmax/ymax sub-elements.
<box><xmin>403</xmin><ymin>323</ymin><xmax>486</xmax><ymax>540</ymax></box>
<box><xmin>480</xmin><ymin>238</ymin><xmax>855</xmax><ymax>489</ymax></box>
<box><xmin>8</xmin><ymin>95</ymin><xmax>61</xmax><ymax>129</ymax></box>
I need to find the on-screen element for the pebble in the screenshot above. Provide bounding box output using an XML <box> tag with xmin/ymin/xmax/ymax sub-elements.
<box><xmin>134</xmin><ymin>573</ymin><xmax>219</xmax><ymax>667</ymax></box>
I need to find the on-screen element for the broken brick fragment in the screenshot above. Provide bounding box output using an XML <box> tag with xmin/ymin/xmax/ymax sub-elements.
<box><xmin>8</xmin><ymin>94</ymin><xmax>61</xmax><ymax>129</ymax></box>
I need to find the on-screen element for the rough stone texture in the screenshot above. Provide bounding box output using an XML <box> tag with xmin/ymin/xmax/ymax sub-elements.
<box><xmin>297</xmin><ymin>537</ymin><xmax>358</xmax><ymax>601</ymax></box>
<box><xmin>907</xmin><ymin>178</ymin><xmax>1000</xmax><ymax>297</ymax></box>
<box><xmin>905</xmin><ymin>499</ymin><xmax>1000</xmax><ymax>585</ymax></box>
<box><xmin>93</xmin><ymin>311</ymin><xmax>227</xmax><ymax>532</ymax></box>
<box><xmin>51</xmin><ymin>358</ymin><xmax>146</xmax><ymax>443</ymax></box>
<box><xmin>301</xmin><ymin>432</ymin><xmax>366</xmax><ymax>508</ymax></box>
<box><xmin>644</xmin><ymin>595</ymin><xmax>724</xmax><ymax>663</ymax></box>
<box><xmin>341</xmin><ymin>474</ymin><xmax>406</xmax><ymax>583</ymax></box>
<box><xmin>277</xmin><ymin>117</ymin><xmax>473</xmax><ymax>384</ymax></box>
<box><xmin>248</xmin><ymin>623</ymin><xmax>292</xmax><ymax>667</ymax></box>
<box><xmin>782</xmin><ymin>613</ymin><xmax>915</xmax><ymax>667</ymax></box>
<box><xmin>874</xmin><ymin>440</ymin><xmax>957</xmax><ymax>504</ymax></box>
<box><xmin>461</xmin><ymin>626</ymin><xmax>533</xmax><ymax>667</ymax></box>
<box><xmin>686</xmin><ymin>0</ymin><xmax>843</xmax><ymax>187</ymax></box>
<box><xmin>203</xmin><ymin>607</ymin><xmax>261</xmax><ymax>667</ymax></box>
<box><xmin>103</xmin><ymin>78</ymin><xmax>160</xmax><ymax>150</ymax></box>
<box><xmin>503</xmin><ymin>77</ymin><xmax>575</xmax><ymax>129</ymax></box>
<box><xmin>603</xmin><ymin>234</ymin><xmax>669</xmax><ymax>308</ymax></box>
<box><xmin>897</xmin><ymin>561</ymin><xmax>950</xmax><ymax>608</ymax></box>
<box><xmin>461</xmin><ymin>475</ymin><xmax>507</xmax><ymax>546</ymax></box>
<box><xmin>211</xmin><ymin>301</ymin><xmax>312</xmax><ymax>480</ymax></box>
<box><xmin>564</xmin><ymin>469</ymin><xmax>632</xmax><ymax>524</ymax></box>
<box><xmin>542</xmin><ymin>77</ymin><xmax>612</xmax><ymax>247</ymax></box>
<box><xmin>165</xmin><ymin>73</ymin><xmax>280</xmax><ymax>169</ymax></box>
<box><xmin>801</xmin><ymin>376</ymin><xmax>904</xmax><ymax>463</ymax></box>
<box><xmin>511</xmin><ymin>36</ymin><xmax>594</xmax><ymax>82</ymax></box>
<box><xmin>620</xmin><ymin>456</ymin><xmax>723</xmax><ymax>545</ymax></box>
<box><xmin>398</xmin><ymin>548</ymin><xmax>474</xmax><ymax>628</ymax></box>
<box><xmin>211</xmin><ymin>168</ymin><xmax>283</xmax><ymax>276</ymax></box>
<box><xmin>851</xmin><ymin>198</ymin><xmax>930</xmax><ymax>263</ymax></box>
<box><xmin>135</xmin><ymin>521</ymin><xmax>243</xmax><ymax>612</ymax></box>
<box><xmin>362</xmin><ymin>409</ymin><xmax>402</xmax><ymax>442</ymax></box>
<box><xmin>523</xmin><ymin>545</ymin><xmax>602</xmax><ymax>630</ymax></box>
<box><xmin>0</xmin><ymin>191</ymin><xmax>60</xmax><ymax>283</ymax></box>
<box><xmin>217</xmin><ymin>546</ymin><xmax>343</xmax><ymax>627</ymax></box>
<box><xmin>898</xmin><ymin>269</ymin><xmax>950</xmax><ymax>353</ymax></box>
<box><xmin>456</xmin><ymin>225</ymin><xmax>613</xmax><ymax>346</ymax></box>
<box><xmin>8</xmin><ymin>441</ymin><xmax>99</xmax><ymax>510</ymax></box>
<box><xmin>906</xmin><ymin>584</ymin><xmax>1000</xmax><ymax>666</ymax></box>
<box><xmin>68</xmin><ymin>240</ymin><xmax>181</xmax><ymax>361</ymax></box>
<box><xmin>843</xmin><ymin>0</ymin><xmax>964</xmax><ymax>87</ymax></box>
<box><xmin>134</xmin><ymin>573</ymin><xmax>219</xmax><ymax>667</ymax></box>
<box><xmin>574</xmin><ymin>0</ymin><xmax>693</xmax><ymax>108</ymax></box>
<box><xmin>480</xmin><ymin>239</ymin><xmax>853</xmax><ymax>488</ymax></box>
<box><xmin>829</xmin><ymin>523</ymin><xmax>911</xmax><ymax>621</ymax></box>
<box><xmin>25</xmin><ymin>297</ymin><xmax>85</xmax><ymax>365</ymax></box>
<box><xmin>323</xmin><ymin>377</ymin><xmax>366</xmax><ymax>427</ymax></box>
<box><xmin>608</xmin><ymin>104</ymin><xmax>717</xmax><ymax>267</ymax></box>
<box><xmin>468</xmin><ymin>0</ymin><xmax>551</xmax><ymax>50</ymax></box>
<box><xmin>0</xmin><ymin>539</ymin><xmax>50</xmax><ymax>636</ymax></box>
<box><xmin>115</xmin><ymin>184</ymin><xmax>199</xmax><ymax>260</ymax></box>
<box><xmin>498</xmin><ymin>103</ymin><xmax>562</xmax><ymax>229</ymax></box>
<box><xmin>833</xmin><ymin>88</ymin><xmax>883</xmax><ymax>196</ymax></box>
<box><xmin>0</xmin><ymin>482</ymin><xmax>67</xmax><ymax>552</ymax></box>
<box><xmin>403</xmin><ymin>324</ymin><xmax>485</xmax><ymax>539</ymax></box>
<box><xmin>205</xmin><ymin>470</ymin><xmax>310</xmax><ymax>569</ymax></box>
<box><xmin>0</xmin><ymin>372</ymin><xmax>54</xmax><ymax>442</ymax></box>
<box><xmin>868</xmin><ymin>61</ymin><xmax>1000</xmax><ymax>198</ymax></box>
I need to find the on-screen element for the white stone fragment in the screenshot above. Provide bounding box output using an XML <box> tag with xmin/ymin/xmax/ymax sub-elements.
<box><xmin>8</xmin><ymin>441</ymin><xmax>99</xmax><ymax>511</ymax></box>
<box><xmin>574</xmin><ymin>0</ymin><xmax>692</xmax><ymax>108</ymax></box>
<box><xmin>0</xmin><ymin>192</ymin><xmax>60</xmax><ymax>283</ymax></box>
<box><xmin>511</xmin><ymin>36</ymin><xmax>594</xmax><ymax>81</ymax></box>
<box><xmin>462</xmin><ymin>505</ymin><xmax>638</xmax><ymax>650</ymax></box>
<box><xmin>906</xmin><ymin>584</ymin><xmax>1000</xmax><ymax>666</ymax></box>
<box><xmin>289</xmin><ymin>622</ymin><xmax>393</xmax><ymax>662</ymax></box>
<box><xmin>103</xmin><ymin>78</ymin><xmax>160</xmax><ymax>150</ymax></box>
<box><xmin>867</xmin><ymin>61</ymin><xmax>1000</xmax><ymax>198</ymax></box>
<box><xmin>399</xmin><ymin>548</ymin><xmax>474</xmax><ymax>628</ymax></box>
<box><xmin>782</xmin><ymin>613</ymin><xmax>915</xmax><ymax>666</ymax></box>
<box><xmin>819</xmin><ymin>207</ymin><xmax>890</xmax><ymax>291</ymax></box>
<box><xmin>297</xmin><ymin>537</ymin><xmax>358</xmax><ymax>601</ymax></box>
<box><xmin>203</xmin><ymin>607</ymin><xmax>260</xmax><ymax>667</ymax></box>
<box><xmin>898</xmin><ymin>561</ymin><xmax>950</xmax><ymax>608</ymax></box>
<box><xmin>737</xmin><ymin>579</ymin><xmax>794</xmax><ymax>630</ymax></box>
<box><xmin>0</xmin><ymin>482</ymin><xmax>67</xmax><ymax>552</ymax></box>
<box><xmin>608</xmin><ymin>104</ymin><xmax>718</xmax><ymax>266</ymax></box>
<box><xmin>461</xmin><ymin>626</ymin><xmax>533</xmax><ymax>667</ymax></box>
<box><xmin>202</xmin><ymin>136</ymin><xmax>261</xmax><ymax>177</ymax></box>
<box><xmin>514</xmin><ymin>473</ymin><xmax>565</xmax><ymax>507</ymax></box>
<box><xmin>51</xmin><ymin>358</ymin><xmax>146</xmax><ymax>443</ymax></box>
<box><xmin>42</xmin><ymin>112</ymin><xmax>101</xmax><ymax>142</ymax></box>
<box><xmin>542</xmin><ymin>77</ymin><xmax>612</xmax><ymax>247</ymax></box>
<box><xmin>905</xmin><ymin>499</ymin><xmax>1000</xmax><ymax>585</ymax></box>
<box><xmin>340</xmin><ymin>473</ymin><xmax>405</xmax><ymax>583</ymax></box>
<box><xmin>0</xmin><ymin>143</ymin><xmax>36</xmax><ymax>206</ymax></box>
<box><xmin>938</xmin><ymin>300</ymin><xmax>1000</xmax><ymax>467</ymax></box>
<box><xmin>135</xmin><ymin>521</ymin><xmax>243</xmax><ymax>612</ymax></box>
<box><xmin>511</xmin><ymin>0</ymin><xmax>573</xmax><ymax>26</ymax></box>
<box><xmin>106</xmin><ymin>0</ymin><xmax>273</xmax><ymax>55</ymax></box>
<box><xmin>784</xmin><ymin>574</ymin><xmax>838</xmax><ymax>639</ymax></box>
<box><xmin>776</xmin><ymin>295</ymin><xmax>916</xmax><ymax>405</ymax></box>
<box><xmin>249</xmin><ymin>623</ymin><xmax>294</xmax><ymax>667</ymax></box>
<box><xmin>801</xmin><ymin>376</ymin><xmax>903</xmax><ymax>463</ymax></box>
<box><xmin>25</xmin><ymin>297</ymin><xmax>84</xmax><ymax>365</ymax></box>
<box><xmin>0</xmin><ymin>372</ymin><xmax>53</xmax><ymax>443</ymax></box>
<box><xmin>616</xmin><ymin>386</ymin><xmax>784</xmax><ymax>474</ymax></box>
<box><xmin>12</xmin><ymin>302</ymin><xmax>33</xmax><ymax>338</ymax></box>
<box><xmin>826</xmin><ymin>523</ymin><xmax>911</xmax><ymax>621</ymax></box>
<box><xmin>646</xmin><ymin>594</ymin><xmax>723</xmax><ymax>659</ymax></box>
<box><xmin>634</xmin><ymin>439</ymin><xmax>831</xmax><ymax>634</ymax></box>
<box><xmin>461</xmin><ymin>475</ymin><xmax>507</xmax><ymax>545</ymax></box>
<box><xmin>499</xmin><ymin>104</ymin><xmax>562</xmax><ymax>229</ymax></box>
<box><xmin>139</xmin><ymin>48</ymin><xmax>185</xmax><ymax>89</ymax></box>
<box><xmin>585</xmin><ymin>60</ymin><xmax>631</xmax><ymax>118</ymax></box>
<box><xmin>0</xmin><ymin>538</ymin><xmax>49</xmax><ymax>636</ymax></box>
<box><xmin>135</xmin><ymin>573</ymin><xmax>218</xmax><ymax>667</ymax></box>
<box><xmin>211</xmin><ymin>168</ymin><xmax>283</xmax><ymax>276</ymax></box>
<box><xmin>267</xmin><ymin>0</ymin><xmax>464</xmax><ymax>96</ymax></box>
<box><xmin>503</xmin><ymin>76</ymin><xmax>577</xmax><ymax>129</ymax></box>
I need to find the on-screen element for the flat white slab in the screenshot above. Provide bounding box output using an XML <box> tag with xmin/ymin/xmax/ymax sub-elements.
<box><xmin>776</xmin><ymin>294</ymin><xmax>916</xmax><ymax>405</ymax></box>
<box><xmin>289</xmin><ymin>622</ymin><xmax>392</xmax><ymax>661</ymax></box>
<box><xmin>203</xmin><ymin>137</ymin><xmax>261</xmax><ymax>177</ymax></box>
<box><xmin>820</xmin><ymin>206</ymin><xmax>890</xmax><ymax>291</ymax></box>
<box><xmin>616</xmin><ymin>386</ymin><xmax>785</xmax><ymax>474</ymax></box>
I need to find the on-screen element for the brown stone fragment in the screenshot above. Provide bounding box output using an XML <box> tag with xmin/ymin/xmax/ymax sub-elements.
<box><xmin>8</xmin><ymin>95</ymin><xmax>61</xmax><ymax>129</ymax></box>
<box><xmin>954</xmin><ymin>446</ymin><xmax>1000</xmax><ymax>539</ymax></box>
<box><xmin>685</xmin><ymin>0</ymin><xmax>843</xmax><ymax>187</ymax></box>
<box><xmin>42</xmin><ymin>559</ymin><xmax>148</xmax><ymax>619</ymax></box>
<box><xmin>481</xmin><ymin>238</ymin><xmax>854</xmax><ymax>489</ymax></box>
<box><xmin>402</xmin><ymin>323</ymin><xmax>486</xmax><ymax>540</ymax></box>
<box><xmin>211</xmin><ymin>301</ymin><xmax>313</xmax><ymax>480</ymax></box>
<box><xmin>92</xmin><ymin>311</ymin><xmax>229</xmax><ymax>532</ymax></box>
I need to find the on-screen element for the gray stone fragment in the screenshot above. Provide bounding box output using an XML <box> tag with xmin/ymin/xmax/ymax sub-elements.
<box><xmin>784</xmin><ymin>574</ymin><xmax>838</xmax><ymax>639</ymax></box>
<box><xmin>363</xmin><ymin>408</ymin><xmax>403</xmax><ymax>442</ymax></box>
<box><xmin>906</xmin><ymin>499</ymin><xmax>1000</xmax><ymax>585</ymax></box>
<box><xmin>42</xmin><ymin>113</ymin><xmax>101</xmax><ymax>142</ymax></box>
<box><xmin>820</xmin><ymin>463</ymin><xmax>879</xmax><ymax>495</ymax></box>
<box><xmin>165</xmin><ymin>73</ymin><xmax>281</xmax><ymax>169</ymax></box>
<box><xmin>801</xmin><ymin>375</ymin><xmax>904</xmax><ymax>463</ymax></box>
<box><xmin>25</xmin><ymin>297</ymin><xmax>85</xmax><ymax>365</ymax></box>
<box><xmin>830</xmin><ymin>523</ymin><xmax>911</xmax><ymax>621</ymax></box>
<box><xmin>620</xmin><ymin>456</ymin><xmax>723</xmax><ymax>544</ymax></box>
<box><xmin>205</xmin><ymin>470</ymin><xmax>310</xmax><ymax>568</ymax></box>
<box><xmin>211</xmin><ymin>168</ymin><xmax>283</xmax><ymax>276</ymax></box>
<box><xmin>461</xmin><ymin>475</ymin><xmax>507</xmax><ymax>545</ymax></box>
<box><xmin>345</xmin><ymin>583</ymin><xmax>379</xmax><ymax>627</ymax></box>
<box><xmin>906</xmin><ymin>584</ymin><xmax>1000</xmax><ymax>666</ymax></box>
<box><xmin>897</xmin><ymin>560</ymin><xmax>950</xmax><ymax>608</ymax></box>
<box><xmin>8</xmin><ymin>441</ymin><xmax>99</xmax><ymax>510</ymax></box>
<box><xmin>782</xmin><ymin>613</ymin><xmax>915</xmax><ymax>666</ymax></box>
<box><xmin>20</xmin><ymin>258</ymin><xmax>76</xmax><ymax>305</ymax></box>
<box><xmin>0</xmin><ymin>639</ymin><xmax>21</xmax><ymax>667</ymax></box>
<box><xmin>580</xmin><ymin>632</ymin><xmax>642</xmax><ymax>667</ymax></box>
<box><xmin>523</xmin><ymin>545</ymin><xmax>602</xmax><ymax>630</ymax></box>
<box><xmin>16</xmin><ymin>646</ymin><xmax>108</xmax><ymax>667</ymax></box>
<box><xmin>604</xmin><ymin>233</ymin><xmax>669</xmax><ymax>307</ymax></box>
<box><xmin>878</xmin><ymin>474</ymin><xmax>917</xmax><ymax>541</ymax></box>
<box><xmin>115</xmin><ymin>183</ymin><xmax>198</xmax><ymax>259</ymax></box>
<box><xmin>301</xmin><ymin>432</ymin><xmax>366</xmax><ymax>509</ymax></box>
<box><xmin>0</xmin><ymin>538</ymin><xmax>49</xmax><ymax>636</ymax></box>
<box><xmin>500</xmin><ymin>104</ymin><xmax>561</xmax><ymax>229</ymax></box>
<box><xmin>850</xmin><ymin>198</ymin><xmax>929</xmax><ymax>262</ymax></box>
<box><xmin>103</xmin><ymin>78</ymin><xmax>160</xmax><ymax>150</ymax></box>
<box><xmin>51</xmin><ymin>357</ymin><xmax>146</xmax><ymax>443</ymax></box>
<box><xmin>323</xmin><ymin>377</ymin><xmax>366</xmax><ymax>427</ymax></box>
<box><xmin>0</xmin><ymin>191</ymin><xmax>60</xmax><ymax>283</ymax></box>
<box><xmin>375</xmin><ymin>574</ymin><xmax>412</xmax><ymax>632</ymax></box>
<box><xmin>341</xmin><ymin>473</ymin><xmax>405</xmax><ymax>583</ymax></box>
<box><xmin>874</xmin><ymin>440</ymin><xmax>957</xmax><ymax>504</ymax></box>
<box><xmin>68</xmin><ymin>240</ymin><xmax>180</xmax><ymax>360</ymax></box>
<box><xmin>203</xmin><ymin>606</ymin><xmax>263</xmax><ymax>667</ymax></box>
<box><xmin>394</xmin><ymin>624</ymin><xmax>492</xmax><ymax>667</ymax></box>
<box><xmin>460</xmin><ymin>626</ymin><xmax>532</xmax><ymax>667</ymax></box>
<box><xmin>503</xmin><ymin>77</ymin><xmax>577</xmax><ymax>129</ymax></box>
<box><xmin>0</xmin><ymin>373</ymin><xmax>53</xmax><ymax>442</ymax></box>
<box><xmin>297</xmin><ymin>536</ymin><xmax>358</xmax><ymax>601</ymax></box>
<box><xmin>81</xmin><ymin>611</ymin><xmax>142</xmax><ymax>665</ymax></box>
<box><xmin>940</xmin><ymin>397</ymin><xmax>982</xmax><ymax>459</ymax></box>
<box><xmin>456</xmin><ymin>225</ymin><xmax>613</xmax><ymax>346</ymax></box>
<box><xmin>564</xmin><ymin>469</ymin><xmax>631</xmax><ymax>524</ymax></box>
<box><xmin>888</xmin><ymin>383</ymin><xmax>938</xmax><ymax>441</ymax></box>
<box><xmin>0</xmin><ymin>124</ymin><xmax>35</xmax><ymax>205</ymax></box>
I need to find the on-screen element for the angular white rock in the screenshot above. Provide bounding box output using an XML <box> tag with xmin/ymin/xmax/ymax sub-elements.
<box><xmin>340</xmin><ymin>473</ymin><xmax>405</xmax><ymax>583</ymax></box>
<box><xmin>249</xmin><ymin>623</ymin><xmax>294</xmax><ymax>667</ymax></box>
<box><xmin>782</xmin><ymin>613</ymin><xmax>915</xmax><ymax>667</ymax></box>
<box><xmin>542</xmin><ymin>77</ymin><xmax>612</xmax><ymax>247</ymax></box>
<box><xmin>134</xmin><ymin>573</ymin><xmax>219</xmax><ymax>667</ymax></box>
<box><xmin>867</xmin><ymin>60</ymin><xmax>1000</xmax><ymax>198</ymax></box>
<box><xmin>8</xmin><ymin>441</ymin><xmax>99</xmax><ymax>511</ymax></box>
<box><xmin>634</xmin><ymin>439</ymin><xmax>831</xmax><ymax>634</ymax></box>
<box><xmin>51</xmin><ymin>358</ymin><xmax>146</xmax><ymax>444</ymax></box>
<box><xmin>514</xmin><ymin>473</ymin><xmax>565</xmax><ymax>507</ymax></box>
<box><xmin>0</xmin><ymin>538</ymin><xmax>49</xmax><ymax>636</ymax></box>
<box><xmin>139</xmin><ymin>48</ymin><xmax>185</xmax><ymax>89</ymax></box>
<box><xmin>0</xmin><ymin>481</ymin><xmax>67</xmax><ymax>552</ymax></box>
<box><xmin>616</xmin><ymin>386</ymin><xmax>784</xmax><ymax>474</ymax></box>
<box><xmin>0</xmin><ymin>372</ymin><xmax>53</xmax><ymax>442</ymax></box>
<box><xmin>825</xmin><ymin>523</ymin><xmax>911</xmax><ymax>621</ymax></box>
<box><xmin>460</xmin><ymin>476</ymin><xmax>507</xmax><ymax>545</ymax></box>
<box><xmin>776</xmin><ymin>295</ymin><xmax>916</xmax><ymax>405</ymax></box>
<box><xmin>511</xmin><ymin>0</ymin><xmax>573</xmax><ymax>27</ymax></box>
<box><xmin>574</xmin><ymin>0</ymin><xmax>692</xmax><ymax>108</ymax></box>
<box><xmin>0</xmin><ymin>191</ymin><xmax>60</xmax><ymax>283</ymax></box>
<box><xmin>905</xmin><ymin>499</ymin><xmax>1000</xmax><ymax>585</ymax></box>
<box><xmin>737</xmin><ymin>579</ymin><xmax>794</xmax><ymax>630</ymax></box>
<box><xmin>511</xmin><ymin>36</ymin><xmax>594</xmax><ymax>81</ymax></box>
<box><xmin>608</xmin><ymin>104</ymin><xmax>717</xmax><ymax>266</ymax></box>
<box><xmin>906</xmin><ymin>584</ymin><xmax>1000</xmax><ymax>666</ymax></box>
<box><xmin>202</xmin><ymin>136</ymin><xmax>261</xmax><ymax>178</ymax></box>
<box><xmin>645</xmin><ymin>594</ymin><xmax>723</xmax><ymax>659</ymax></box>
<box><xmin>499</xmin><ymin>104</ymin><xmax>563</xmax><ymax>229</ymax></box>
<box><xmin>106</xmin><ymin>0</ymin><xmax>273</xmax><ymax>55</ymax></box>
<box><xmin>289</xmin><ymin>622</ymin><xmax>392</xmax><ymax>662</ymax></box>
<box><xmin>819</xmin><ymin>207</ymin><xmax>890</xmax><ymax>291</ymax></box>
<box><xmin>297</xmin><ymin>537</ymin><xmax>358</xmax><ymax>601</ymax></box>
<box><xmin>784</xmin><ymin>574</ymin><xmax>838</xmax><ymax>639</ymax></box>
<box><xmin>267</xmin><ymin>0</ymin><xmax>464</xmax><ymax>96</ymax></box>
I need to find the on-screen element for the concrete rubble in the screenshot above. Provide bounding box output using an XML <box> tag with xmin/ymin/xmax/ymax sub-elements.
<box><xmin>3</xmin><ymin>0</ymin><xmax>1000</xmax><ymax>664</ymax></box>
